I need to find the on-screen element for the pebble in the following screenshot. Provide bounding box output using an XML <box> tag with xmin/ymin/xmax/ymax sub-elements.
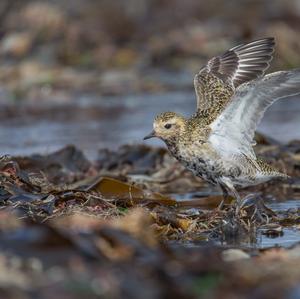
<box><xmin>222</xmin><ymin>249</ymin><xmax>250</xmax><ymax>262</ymax></box>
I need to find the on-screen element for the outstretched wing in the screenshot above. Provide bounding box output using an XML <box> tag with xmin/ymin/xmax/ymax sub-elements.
<box><xmin>194</xmin><ymin>38</ymin><xmax>275</xmax><ymax>119</ymax></box>
<box><xmin>209</xmin><ymin>69</ymin><xmax>300</xmax><ymax>159</ymax></box>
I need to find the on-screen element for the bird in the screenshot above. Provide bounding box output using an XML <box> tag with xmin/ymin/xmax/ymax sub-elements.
<box><xmin>143</xmin><ymin>37</ymin><xmax>300</xmax><ymax>212</ymax></box>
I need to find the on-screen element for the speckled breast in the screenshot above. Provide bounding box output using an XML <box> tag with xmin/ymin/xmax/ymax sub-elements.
<box><xmin>167</xmin><ymin>141</ymin><xmax>220</xmax><ymax>185</ymax></box>
<box><xmin>186</xmin><ymin>158</ymin><xmax>219</xmax><ymax>185</ymax></box>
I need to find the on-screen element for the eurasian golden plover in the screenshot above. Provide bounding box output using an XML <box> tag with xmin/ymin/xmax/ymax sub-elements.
<box><xmin>144</xmin><ymin>37</ymin><xmax>300</xmax><ymax>210</ymax></box>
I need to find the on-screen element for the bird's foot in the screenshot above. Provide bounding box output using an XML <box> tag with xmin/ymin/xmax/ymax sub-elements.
<box><xmin>217</xmin><ymin>199</ymin><xmax>225</xmax><ymax>211</ymax></box>
<box><xmin>234</xmin><ymin>194</ymin><xmax>259</xmax><ymax>217</ymax></box>
<box><xmin>238</xmin><ymin>193</ymin><xmax>257</xmax><ymax>208</ymax></box>
<box><xmin>235</xmin><ymin>193</ymin><xmax>276</xmax><ymax>222</ymax></box>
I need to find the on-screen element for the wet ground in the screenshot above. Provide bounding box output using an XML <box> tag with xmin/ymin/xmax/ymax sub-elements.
<box><xmin>0</xmin><ymin>93</ymin><xmax>298</xmax><ymax>298</ymax></box>
<box><xmin>174</xmin><ymin>193</ymin><xmax>300</xmax><ymax>249</ymax></box>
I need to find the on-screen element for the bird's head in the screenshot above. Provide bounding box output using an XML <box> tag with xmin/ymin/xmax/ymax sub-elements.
<box><xmin>143</xmin><ymin>112</ymin><xmax>187</xmax><ymax>142</ymax></box>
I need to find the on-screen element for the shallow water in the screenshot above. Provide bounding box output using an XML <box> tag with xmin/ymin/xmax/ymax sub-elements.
<box><xmin>257</xmin><ymin>200</ymin><xmax>300</xmax><ymax>249</ymax></box>
<box><xmin>174</xmin><ymin>193</ymin><xmax>300</xmax><ymax>249</ymax></box>
<box><xmin>0</xmin><ymin>92</ymin><xmax>299</xmax><ymax>159</ymax></box>
<box><xmin>256</xmin><ymin>227</ymin><xmax>300</xmax><ymax>249</ymax></box>
<box><xmin>220</xmin><ymin>224</ymin><xmax>300</xmax><ymax>249</ymax></box>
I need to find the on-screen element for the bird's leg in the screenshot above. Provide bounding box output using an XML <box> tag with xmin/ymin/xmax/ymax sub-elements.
<box><xmin>220</xmin><ymin>178</ymin><xmax>241</xmax><ymax>215</ymax></box>
<box><xmin>230</xmin><ymin>187</ymin><xmax>242</xmax><ymax>216</ymax></box>
<box><xmin>218</xmin><ymin>184</ymin><xmax>229</xmax><ymax>210</ymax></box>
<box><xmin>239</xmin><ymin>193</ymin><xmax>260</xmax><ymax>209</ymax></box>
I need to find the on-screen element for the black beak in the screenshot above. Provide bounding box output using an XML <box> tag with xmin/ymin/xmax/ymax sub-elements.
<box><xmin>143</xmin><ymin>130</ymin><xmax>156</xmax><ymax>140</ymax></box>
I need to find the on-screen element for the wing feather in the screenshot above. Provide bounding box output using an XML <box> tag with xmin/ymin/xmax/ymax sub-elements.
<box><xmin>209</xmin><ymin>69</ymin><xmax>300</xmax><ymax>159</ymax></box>
<box><xmin>195</xmin><ymin>37</ymin><xmax>275</xmax><ymax>115</ymax></box>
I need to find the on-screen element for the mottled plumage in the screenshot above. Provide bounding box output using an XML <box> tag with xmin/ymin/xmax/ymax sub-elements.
<box><xmin>144</xmin><ymin>37</ymin><xmax>300</xmax><ymax>207</ymax></box>
<box><xmin>194</xmin><ymin>38</ymin><xmax>275</xmax><ymax>122</ymax></box>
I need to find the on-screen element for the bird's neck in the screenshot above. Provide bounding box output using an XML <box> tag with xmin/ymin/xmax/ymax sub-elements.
<box><xmin>164</xmin><ymin>137</ymin><xmax>178</xmax><ymax>148</ymax></box>
<box><xmin>164</xmin><ymin>137</ymin><xmax>180</xmax><ymax>157</ymax></box>
<box><xmin>164</xmin><ymin>130</ymin><xmax>185</xmax><ymax>152</ymax></box>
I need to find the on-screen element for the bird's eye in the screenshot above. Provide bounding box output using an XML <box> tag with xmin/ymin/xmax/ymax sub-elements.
<box><xmin>164</xmin><ymin>124</ymin><xmax>172</xmax><ymax>129</ymax></box>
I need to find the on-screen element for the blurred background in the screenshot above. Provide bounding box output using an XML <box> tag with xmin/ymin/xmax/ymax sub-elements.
<box><xmin>0</xmin><ymin>0</ymin><xmax>299</xmax><ymax>158</ymax></box>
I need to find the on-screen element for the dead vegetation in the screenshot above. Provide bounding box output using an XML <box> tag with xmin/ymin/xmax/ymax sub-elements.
<box><xmin>0</xmin><ymin>133</ymin><xmax>299</xmax><ymax>298</ymax></box>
